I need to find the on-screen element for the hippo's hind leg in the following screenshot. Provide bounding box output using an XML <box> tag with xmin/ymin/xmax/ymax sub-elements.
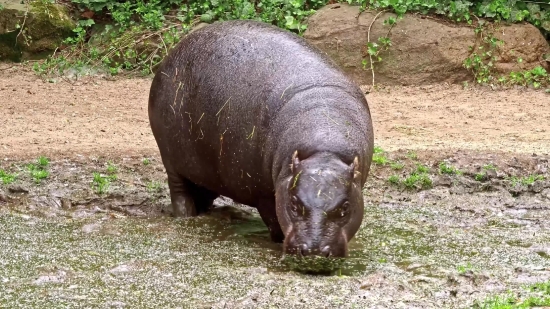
<box><xmin>257</xmin><ymin>198</ymin><xmax>285</xmax><ymax>243</ymax></box>
<box><xmin>188</xmin><ymin>184</ymin><xmax>219</xmax><ymax>214</ymax></box>
<box><xmin>167</xmin><ymin>172</ymin><xmax>199</xmax><ymax>217</ymax></box>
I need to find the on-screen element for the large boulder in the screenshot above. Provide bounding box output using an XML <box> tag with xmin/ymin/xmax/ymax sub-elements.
<box><xmin>0</xmin><ymin>1</ymin><xmax>75</xmax><ymax>62</ymax></box>
<box><xmin>303</xmin><ymin>3</ymin><xmax>550</xmax><ymax>86</ymax></box>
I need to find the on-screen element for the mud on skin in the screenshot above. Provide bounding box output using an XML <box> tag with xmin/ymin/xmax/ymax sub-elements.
<box><xmin>0</xmin><ymin>149</ymin><xmax>549</xmax><ymax>308</ymax></box>
<box><xmin>148</xmin><ymin>20</ymin><xmax>374</xmax><ymax>260</ymax></box>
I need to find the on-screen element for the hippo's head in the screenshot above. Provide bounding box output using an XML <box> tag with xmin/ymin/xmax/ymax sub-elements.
<box><xmin>276</xmin><ymin>151</ymin><xmax>364</xmax><ymax>258</ymax></box>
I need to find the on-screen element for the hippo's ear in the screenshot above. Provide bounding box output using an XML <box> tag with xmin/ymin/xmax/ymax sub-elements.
<box><xmin>291</xmin><ymin>150</ymin><xmax>300</xmax><ymax>173</ymax></box>
<box><xmin>350</xmin><ymin>156</ymin><xmax>360</xmax><ymax>180</ymax></box>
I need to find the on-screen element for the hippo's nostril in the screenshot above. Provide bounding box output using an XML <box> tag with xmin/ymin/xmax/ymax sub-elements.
<box><xmin>321</xmin><ymin>245</ymin><xmax>331</xmax><ymax>257</ymax></box>
<box><xmin>299</xmin><ymin>244</ymin><xmax>310</xmax><ymax>256</ymax></box>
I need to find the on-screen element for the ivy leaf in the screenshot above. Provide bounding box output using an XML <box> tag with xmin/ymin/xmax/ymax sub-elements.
<box><xmin>367</xmin><ymin>42</ymin><xmax>379</xmax><ymax>56</ymax></box>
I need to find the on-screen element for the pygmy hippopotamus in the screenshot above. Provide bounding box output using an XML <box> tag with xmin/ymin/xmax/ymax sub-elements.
<box><xmin>148</xmin><ymin>20</ymin><xmax>374</xmax><ymax>258</ymax></box>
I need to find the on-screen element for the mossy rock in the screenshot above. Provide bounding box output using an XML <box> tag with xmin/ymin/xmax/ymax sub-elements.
<box><xmin>0</xmin><ymin>1</ymin><xmax>75</xmax><ymax>62</ymax></box>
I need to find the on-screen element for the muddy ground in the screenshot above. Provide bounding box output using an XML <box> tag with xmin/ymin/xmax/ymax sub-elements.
<box><xmin>0</xmin><ymin>65</ymin><xmax>549</xmax><ymax>308</ymax></box>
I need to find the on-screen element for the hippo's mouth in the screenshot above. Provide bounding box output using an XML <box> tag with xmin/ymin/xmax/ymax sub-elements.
<box><xmin>281</xmin><ymin>225</ymin><xmax>348</xmax><ymax>258</ymax></box>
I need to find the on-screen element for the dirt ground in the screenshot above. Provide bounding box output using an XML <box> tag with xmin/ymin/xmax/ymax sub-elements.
<box><xmin>1</xmin><ymin>65</ymin><xmax>550</xmax><ymax>308</ymax></box>
<box><xmin>1</xmin><ymin>66</ymin><xmax>549</xmax><ymax>160</ymax></box>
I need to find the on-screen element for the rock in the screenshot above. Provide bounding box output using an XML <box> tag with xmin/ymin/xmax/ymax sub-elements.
<box><xmin>7</xmin><ymin>185</ymin><xmax>29</xmax><ymax>193</ymax></box>
<box><xmin>33</xmin><ymin>270</ymin><xmax>67</xmax><ymax>285</ymax></box>
<box><xmin>433</xmin><ymin>175</ymin><xmax>452</xmax><ymax>187</ymax></box>
<box><xmin>303</xmin><ymin>3</ymin><xmax>550</xmax><ymax>86</ymax></box>
<box><xmin>81</xmin><ymin>223</ymin><xmax>100</xmax><ymax>234</ymax></box>
<box><xmin>0</xmin><ymin>1</ymin><xmax>75</xmax><ymax>62</ymax></box>
<box><xmin>0</xmin><ymin>189</ymin><xmax>6</xmax><ymax>202</ymax></box>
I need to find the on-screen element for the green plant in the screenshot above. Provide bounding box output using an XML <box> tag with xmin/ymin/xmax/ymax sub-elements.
<box><xmin>415</xmin><ymin>164</ymin><xmax>429</xmax><ymax>174</ymax></box>
<box><xmin>509</xmin><ymin>174</ymin><xmax>545</xmax><ymax>186</ymax></box>
<box><xmin>403</xmin><ymin>172</ymin><xmax>432</xmax><ymax>189</ymax></box>
<box><xmin>147</xmin><ymin>180</ymin><xmax>162</xmax><ymax>192</ymax></box>
<box><xmin>92</xmin><ymin>172</ymin><xmax>110</xmax><ymax>194</ymax></box>
<box><xmin>390</xmin><ymin>161</ymin><xmax>404</xmax><ymax>170</ymax></box>
<box><xmin>360</xmin><ymin>0</ymin><xmax>550</xmax><ymax>37</ymax></box>
<box><xmin>475</xmin><ymin>164</ymin><xmax>497</xmax><ymax>181</ymax></box>
<box><xmin>0</xmin><ymin>169</ymin><xmax>17</xmax><ymax>185</ymax></box>
<box><xmin>475</xmin><ymin>172</ymin><xmax>486</xmax><ymax>181</ymax></box>
<box><xmin>35</xmin><ymin>0</ymin><xmax>330</xmax><ymax>78</ymax></box>
<box><xmin>439</xmin><ymin>161</ymin><xmax>461</xmax><ymax>175</ymax></box>
<box><xmin>373</xmin><ymin>153</ymin><xmax>389</xmax><ymax>165</ymax></box>
<box><xmin>406</xmin><ymin>151</ymin><xmax>418</xmax><ymax>160</ymax></box>
<box><xmin>457</xmin><ymin>262</ymin><xmax>474</xmax><ymax>274</ymax></box>
<box><xmin>142</xmin><ymin>158</ymin><xmax>151</xmax><ymax>165</ymax></box>
<box><xmin>473</xmin><ymin>280</ymin><xmax>550</xmax><ymax>308</ymax></box>
<box><xmin>37</xmin><ymin>156</ymin><xmax>50</xmax><ymax>167</ymax></box>
<box><xmin>106</xmin><ymin>161</ymin><xmax>118</xmax><ymax>174</ymax></box>
<box><xmin>372</xmin><ymin>146</ymin><xmax>389</xmax><ymax>165</ymax></box>
<box><xmin>27</xmin><ymin>157</ymin><xmax>50</xmax><ymax>184</ymax></box>
<box><xmin>388</xmin><ymin>175</ymin><xmax>400</xmax><ymax>185</ymax></box>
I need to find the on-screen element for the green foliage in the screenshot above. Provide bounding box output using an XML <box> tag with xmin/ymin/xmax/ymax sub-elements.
<box><xmin>509</xmin><ymin>174</ymin><xmax>545</xmax><ymax>186</ymax></box>
<box><xmin>389</xmin><ymin>164</ymin><xmax>432</xmax><ymax>190</ymax></box>
<box><xmin>403</xmin><ymin>172</ymin><xmax>432</xmax><ymax>189</ymax></box>
<box><xmin>26</xmin><ymin>157</ymin><xmax>50</xmax><ymax>184</ymax></box>
<box><xmin>34</xmin><ymin>0</ymin><xmax>329</xmax><ymax>77</ymax></box>
<box><xmin>0</xmin><ymin>170</ymin><xmax>17</xmax><ymax>185</ymax></box>
<box><xmin>473</xmin><ymin>280</ymin><xmax>550</xmax><ymax>308</ymax></box>
<box><xmin>390</xmin><ymin>161</ymin><xmax>404</xmax><ymax>170</ymax></box>
<box><xmin>92</xmin><ymin>172</ymin><xmax>110</xmax><ymax>194</ymax></box>
<box><xmin>372</xmin><ymin>146</ymin><xmax>389</xmax><ymax>165</ymax></box>
<box><xmin>463</xmin><ymin>22</ymin><xmax>550</xmax><ymax>87</ymax></box>
<box><xmin>106</xmin><ymin>161</ymin><xmax>118</xmax><ymax>175</ymax></box>
<box><xmin>406</xmin><ymin>151</ymin><xmax>418</xmax><ymax>160</ymax></box>
<box><xmin>439</xmin><ymin>161</ymin><xmax>462</xmax><ymax>175</ymax></box>
<box><xmin>475</xmin><ymin>164</ymin><xmax>497</xmax><ymax>181</ymax></box>
<box><xmin>142</xmin><ymin>158</ymin><xmax>151</xmax><ymax>165</ymax></box>
<box><xmin>91</xmin><ymin>162</ymin><xmax>119</xmax><ymax>194</ymax></box>
<box><xmin>358</xmin><ymin>0</ymin><xmax>549</xmax><ymax>35</ymax></box>
<box><xmin>37</xmin><ymin>156</ymin><xmax>50</xmax><ymax>167</ymax></box>
<box><xmin>388</xmin><ymin>174</ymin><xmax>399</xmax><ymax>184</ymax></box>
<box><xmin>457</xmin><ymin>261</ymin><xmax>474</xmax><ymax>274</ymax></box>
<box><xmin>33</xmin><ymin>0</ymin><xmax>550</xmax><ymax>78</ymax></box>
<box><xmin>147</xmin><ymin>180</ymin><xmax>162</xmax><ymax>192</ymax></box>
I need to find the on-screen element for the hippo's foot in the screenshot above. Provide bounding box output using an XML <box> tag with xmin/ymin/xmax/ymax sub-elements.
<box><xmin>170</xmin><ymin>193</ymin><xmax>197</xmax><ymax>217</ymax></box>
<box><xmin>257</xmin><ymin>199</ymin><xmax>285</xmax><ymax>243</ymax></box>
<box><xmin>167</xmin><ymin>174</ymin><xmax>199</xmax><ymax>217</ymax></box>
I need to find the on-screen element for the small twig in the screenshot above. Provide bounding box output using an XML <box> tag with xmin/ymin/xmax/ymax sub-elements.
<box><xmin>157</xmin><ymin>33</ymin><xmax>168</xmax><ymax>56</ymax></box>
<box><xmin>216</xmin><ymin>97</ymin><xmax>231</xmax><ymax>116</ymax></box>
<box><xmin>367</xmin><ymin>10</ymin><xmax>387</xmax><ymax>87</ymax></box>
<box><xmin>15</xmin><ymin>1</ymin><xmax>30</xmax><ymax>47</ymax></box>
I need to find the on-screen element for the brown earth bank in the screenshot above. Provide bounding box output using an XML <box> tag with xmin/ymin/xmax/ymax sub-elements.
<box><xmin>304</xmin><ymin>3</ymin><xmax>550</xmax><ymax>86</ymax></box>
<box><xmin>0</xmin><ymin>65</ymin><xmax>549</xmax><ymax>160</ymax></box>
<box><xmin>1</xmin><ymin>65</ymin><xmax>550</xmax><ymax>308</ymax></box>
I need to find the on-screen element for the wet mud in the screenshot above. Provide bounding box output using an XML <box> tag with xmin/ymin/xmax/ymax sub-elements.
<box><xmin>1</xmin><ymin>149</ymin><xmax>549</xmax><ymax>308</ymax></box>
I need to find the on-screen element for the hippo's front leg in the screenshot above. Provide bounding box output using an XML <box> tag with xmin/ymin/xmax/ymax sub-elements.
<box><xmin>257</xmin><ymin>198</ymin><xmax>284</xmax><ymax>243</ymax></box>
<box><xmin>167</xmin><ymin>172</ymin><xmax>197</xmax><ymax>217</ymax></box>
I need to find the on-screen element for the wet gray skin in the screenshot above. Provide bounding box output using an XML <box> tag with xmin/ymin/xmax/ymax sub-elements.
<box><xmin>278</xmin><ymin>152</ymin><xmax>364</xmax><ymax>260</ymax></box>
<box><xmin>148</xmin><ymin>19</ymin><xmax>374</xmax><ymax>261</ymax></box>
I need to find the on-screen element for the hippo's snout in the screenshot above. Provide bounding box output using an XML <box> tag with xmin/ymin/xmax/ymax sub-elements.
<box><xmin>284</xmin><ymin>232</ymin><xmax>347</xmax><ymax>258</ymax></box>
<box><xmin>295</xmin><ymin>243</ymin><xmax>332</xmax><ymax>257</ymax></box>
